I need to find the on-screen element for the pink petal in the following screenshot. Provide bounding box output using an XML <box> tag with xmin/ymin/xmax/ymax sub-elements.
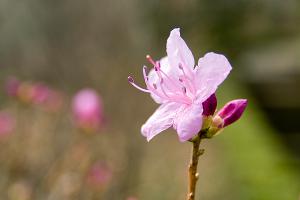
<box><xmin>195</xmin><ymin>52</ymin><xmax>232</xmax><ymax>101</ymax></box>
<box><xmin>141</xmin><ymin>102</ymin><xmax>181</xmax><ymax>141</ymax></box>
<box><xmin>167</xmin><ymin>28</ymin><xmax>195</xmax><ymax>71</ymax></box>
<box><xmin>174</xmin><ymin>103</ymin><xmax>203</xmax><ymax>142</ymax></box>
<box><xmin>159</xmin><ymin>56</ymin><xmax>179</xmax><ymax>77</ymax></box>
<box><xmin>147</xmin><ymin>69</ymin><xmax>165</xmax><ymax>104</ymax></box>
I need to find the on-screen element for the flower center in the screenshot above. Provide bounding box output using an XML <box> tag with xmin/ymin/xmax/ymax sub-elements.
<box><xmin>128</xmin><ymin>55</ymin><xmax>196</xmax><ymax>104</ymax></box>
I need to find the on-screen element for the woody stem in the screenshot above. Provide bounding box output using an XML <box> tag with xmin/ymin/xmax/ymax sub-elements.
<box><xmin>186</xmin><ymin>136</ymin><xmax>204</xmax><ymax>200</ymax></box>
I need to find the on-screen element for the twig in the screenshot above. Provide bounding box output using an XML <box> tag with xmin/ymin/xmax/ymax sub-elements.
<box><xmin>186</xmin><ymin>136</ymin><xmax>204</xmax><ymax>200</ymax></box>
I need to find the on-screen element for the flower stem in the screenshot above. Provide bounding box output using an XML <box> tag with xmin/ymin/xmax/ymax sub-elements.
<box><xmin>186</xmin><ymin>136</ymin><xmax>204</xmax><ymax>200</ymax></box>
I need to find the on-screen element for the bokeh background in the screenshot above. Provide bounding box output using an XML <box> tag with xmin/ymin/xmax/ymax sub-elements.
<box><xmin>0</xmin><ymin>0</ymin><xmax>300</xmax><ymax>199</ymax></box>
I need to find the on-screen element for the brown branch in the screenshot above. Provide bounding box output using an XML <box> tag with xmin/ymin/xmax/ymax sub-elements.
<box><xmin>186</xmin><ymin>137</ymin><xmax>204</xmax><ymax>200</ymax></box>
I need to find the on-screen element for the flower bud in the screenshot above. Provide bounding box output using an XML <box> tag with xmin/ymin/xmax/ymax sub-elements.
<box><xmin>214</xmin><ymin>99</ymin><xmax>248</xmax><ymax>128</ymax></box>
<box><xmin>72</xmin><ymin>89</ymin><xmax>104</xmax><ymax>132</ymax></box>
<box><xmin>202</xmin><ymin>93</ymin><xmax>217</xmax><ymax>116</ymax></box>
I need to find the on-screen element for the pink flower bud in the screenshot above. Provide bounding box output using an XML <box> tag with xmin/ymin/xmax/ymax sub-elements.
<box><xmin>202</xmin><ymin>93</ymin><xmax>217</xmax><ymax>116</ymax></box>
<box><xmin>72</xmin><ymin>89</ymin><xmax>103</xmax><ymax>132</ymax></box>
<box><xmin>214</xmin><ymin>99</ymin><xmax>248</xmax><ymax>128</ymax></box>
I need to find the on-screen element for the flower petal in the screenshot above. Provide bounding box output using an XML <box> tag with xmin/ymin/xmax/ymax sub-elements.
<box><xmin>159</xmin><ymin>56</ymin><xmax>179</xmax><ymax>77</ymax></box>
<box><xmin>141</xmin><ymin>102</ymin><xmax>181</xmax><ymax>141</ymax></box>
<box><xmin>173</xmin><ymin>103</ymin><xmax>203</xmax><ymax>142</ymax></box>
<box><xmin>167</xmin><ymin>28</ymin><xmax>195</xmax><ymax>71</ymax></box>
<box><xmin>195</xmin><ymin>52</ymin><xmax>232</xmax><ymax>101</ymax></box>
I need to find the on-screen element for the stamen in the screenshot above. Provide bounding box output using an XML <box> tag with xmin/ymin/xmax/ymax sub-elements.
<box><xmin>128</xmin><ymin>76</ymin><xmax>150</xmax><ymax>93</ymax></box>
<box><xmin>179</xmin><ymin>62</ymin><xmax>195</xmax><ymax>79</ymax></box>
<box><xmin>178</xmin><ymin>63</ymin><xmax>186</xmax><ymax>74</ymax></box>
<box><xmin>154</xmin><ymin>67</ymin><xmax>178</xmax><ymax>96</ymax></box>
<box><xmin>160</xmin><ymin>77</ymin><xmax>164</xmax><ymax>84</ymax></box>
<box><xmin>143</xmin><ymin>66</ymin><xmax>148</xmax><ymax>73</ymax></box>
<box><xmin>158</xmin><ymin>66</ymin><xmax>182</xmax><ymax>90</ymax></box>
<box><xmin>178</xmin><ymin>64</ymin><xmax>196</xmax><ymax>94</ymax></box>
<box><xmin>156</xmin><ymin>61</ymin><xmax>161</xmax><ymax>69</ymax></box>
<box><xmin>142</xmin><ymin>67</ymin><xmax>173</xmax><ymax>100</ymax></box>
<box><xmin>159</xmin><ymin>80</ymin><xmax>170</xmax><ymax>98</ymax></box>
<box><xmin>142</xmin><ymin>64</ymin><xmax>191</xmax><ymax>104</ymax></box>
<box><xmin>143</xmin><ymin>66</ymin><xmax>149</xmax><ymax>81</ymax></box>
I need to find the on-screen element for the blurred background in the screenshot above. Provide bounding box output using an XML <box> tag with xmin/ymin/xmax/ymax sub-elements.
<box><xmin>0</xmin><ymin>0</ymin><xmax>299</xmax><ymax>199</ymax></box>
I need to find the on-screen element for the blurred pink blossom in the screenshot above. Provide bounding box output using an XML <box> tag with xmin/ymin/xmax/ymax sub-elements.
<box><xmin>8</xmin><ymin>180</ymin><xmax>32</xmax><ymax>200</ymax></box>
<box><xmin>44</xmin><ymin>90</ymin><xmax>64</xmax><ymax>112</ymax></box>
<box><xmin>4</xmin><ymin>77</ymin><xmax>64</xmax><ymax>112</ymax></box>
<box><xmin>72</xmin><ymin>89</ymin><xmax>104</xmax><ymax>132</ymax></box>
<box><xmin>0</xmin><ymin>112</ymin><xmax>15</xmax><ymax>137</ymax></box>
<box><xmin>27</xmin><ymin>83</ymin><xmax>64</xmax><ymax>112</ymax></box>
<box><xmin>30</xmin><ymin>83</ymin><xmax>51</xmax><ymax>105</ymax></box>
<box><xmin>86</xmin><ymin>162</ymin><xmax>112</xmax><ymax>188</ymax></box>
<box><xmin>129</xmin><ymin>28</ymin><xmax>232</xmax><ymax>142</ymax></box>
<box><xmin>5</xmin><ymin>77</ymin><xmax>20</xmax><ymax>97</ymax></box>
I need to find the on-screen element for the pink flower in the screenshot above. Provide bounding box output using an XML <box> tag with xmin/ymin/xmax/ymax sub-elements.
<box><xmin>0</xmin><ymin>112</ymin><xmax>15</xmax><ymax>137</ymax></box>
<box><xmin>129</xmin><ymin>28</ymin><xmax>232</xmax><ymax>142</ymax></box>
<box><xmin>72</xmin><ymin>89</ymin><xmax>104</xmax><ymax>132</ymax></box>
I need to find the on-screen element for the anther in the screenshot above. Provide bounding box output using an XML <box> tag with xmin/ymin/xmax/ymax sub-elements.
<box><xmin>143</xmin><ymin>65</ymin><xmax>148</xmax><ymax>72</ymax></box>
<box><xmin>143</xmin><ymin>66</ymin><xmax>149</xmax><ymax>81</ymax></box>
<box><xmin>128</xmin><ymin>75</ymin><xmax>150</xmax><ymax>93</ymax></box>
<box><xmin>178</xmin><ymin>63</ymin><xmax>183</xmax><ymax>70</ymax></box>
<box><xmin>182</xmin><ymin>87</ymin><xmax>187</xmax><ymax>94</ymax></box>
<box><xmin>128</xmin><ymin>76</ymin><xmax>134</xmax><ymax>83</ymax></box>
<box><xmin>146</xmin><ymin>55</ymin><xmax>156</xmax><ymax>66</ymax></box>
<box><xmin>153</xmin><ymin>83</ymin><xmax>157</xmax><ymax>89</ymax></box>
<box><xmin>157</xmin><ymin>61</ymin><xmax>161</xmax><ymax>68</ymax></box>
